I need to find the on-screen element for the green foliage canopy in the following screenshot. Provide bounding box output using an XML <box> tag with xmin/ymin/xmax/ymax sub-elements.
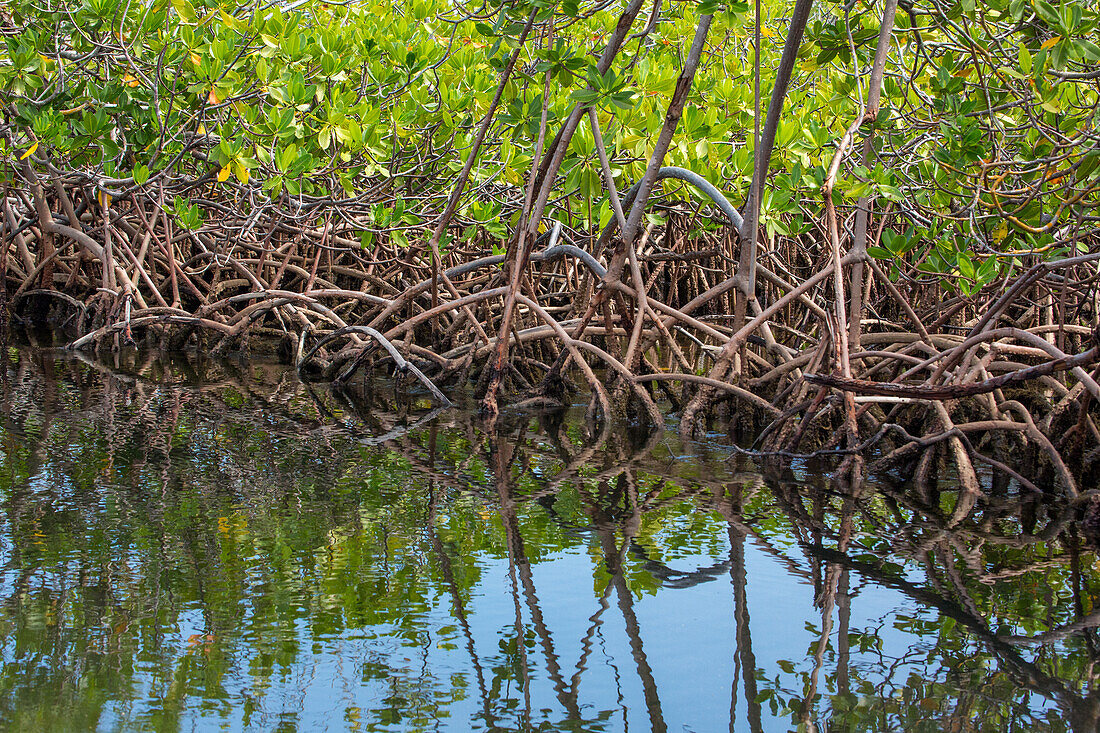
<box><xmin>1</xmin><ymin>0</ymin><xmax>1098</xmax><ymax>289</ymax></box>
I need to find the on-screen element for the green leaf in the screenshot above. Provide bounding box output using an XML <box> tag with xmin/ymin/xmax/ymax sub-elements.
<box><xmin>1073</xmin><ymin>38</ymin><xmax>1100</xmax><ymax>61</ymax></box>
<box><xmin>844</xmin><ymin>180</ymin><xmax>873</xmax><ymax>199</ymax></box>
<box><xmin>610</xmin><ymin>90</ymin><xmax>635</xmax><ymax>109</ymax></box>
<box><xmin>879</xmin><ymin>184</ymin><xmax>903</xmax><ymax>201</ymax></box>
<box><xmin>1019</xmin><ymin>45</ymin><xmax>1032</xmax><ymax>73</ymax></box>
<box><xmin>133</xmin><ymin>164</ymin><xmax>150</xmax><ymax>185</ymax></box>
<box><xmin>957</xmin><ymin>252</ymin><xmax>975</xmax><ymax>279</ymax></box>
<box><xmin>170</xmin><ymin>0</ymin><xmax>196</xmax><ymax>22</ymax></box>
<box><xmin>1032</xmin><ymin>0</ymin><xmax>1059</xmax><ymax>26</ymax></box>
<box><xmin>977</xmin><ymin>255</ymin><xmax>999</xmax><ymax>282</ymax></box>
<box><xmin>278</xmin><ymin>143</ymin><xmax>297</xmax><ymax>171</ymax></box>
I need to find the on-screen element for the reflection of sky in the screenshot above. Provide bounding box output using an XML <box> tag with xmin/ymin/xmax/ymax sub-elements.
<box><xmin>79</xmin><ymin>527</ymin><xmax>963</xmax><ymax>732</ymax></box>
<box><xmin>0</xmin><ymin>354</ymin><xmax>1083</xmax><ymax>733</ymax></box>
<box><xmin>3</xmin><ymin>492</ymin><xmax>1068</xmax><ymax>732</ymax></box>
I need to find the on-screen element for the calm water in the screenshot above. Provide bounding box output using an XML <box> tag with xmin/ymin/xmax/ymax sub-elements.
<box><xmin>0</xmin><ymin>345</ymin><xmax>1097</xmax><ymax>732</ymax></box>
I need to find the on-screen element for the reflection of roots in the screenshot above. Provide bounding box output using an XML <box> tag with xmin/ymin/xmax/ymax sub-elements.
<box><xmin>10</xmin><ymin>345</ymin><xmax>1097</xmax><ymax>730</ymax></box>
<box><xmin>6</xmin><ymin>180</ymin><xmax>1100</xmax><ymax>491</ymax></box>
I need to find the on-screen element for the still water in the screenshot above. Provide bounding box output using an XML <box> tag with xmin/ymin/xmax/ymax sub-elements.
<box><xmin>0</xmin><ymin>346</ymin><xmax>1096</xmax><ymax>732</ymax></box>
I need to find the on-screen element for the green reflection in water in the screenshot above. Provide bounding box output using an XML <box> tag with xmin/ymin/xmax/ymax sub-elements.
<box><xmin>0</xmin><ymin>346</ymin><xmax>1097</xmax><ymax>732</ymax></box>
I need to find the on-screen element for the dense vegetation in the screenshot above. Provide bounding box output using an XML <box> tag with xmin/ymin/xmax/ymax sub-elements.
<box><xmin>2</xmin><ymin>0</ymin><xmax>1100</xmax><ymax>487</ymax></box>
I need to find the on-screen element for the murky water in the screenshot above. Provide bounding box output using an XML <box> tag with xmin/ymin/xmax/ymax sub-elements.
<box><xmin>0</xmin><ymin>345</ymin><xmax>1096</xmax><ymax>732</ymax></box>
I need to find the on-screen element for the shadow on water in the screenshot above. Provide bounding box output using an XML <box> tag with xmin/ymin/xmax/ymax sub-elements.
<box><xmin>0</xmin><ymin>344</ymin><xmax>1098</xmax><ymax>731</ymax></box>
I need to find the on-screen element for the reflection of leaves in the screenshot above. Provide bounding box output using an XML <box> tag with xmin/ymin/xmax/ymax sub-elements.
<box><xmin>3</xmin><ymin>349</ymin><xmax>721</xmax><ymax>729</ymax></box>
<box><xmin>2</xmin><ymin>348</ymin><xmax>1097</xmax><ymax>732</ymax></box>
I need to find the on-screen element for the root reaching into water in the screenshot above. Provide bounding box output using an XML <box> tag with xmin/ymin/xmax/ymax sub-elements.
<box><xmin>5</xmin><ymin>160</ymin><xmax>1100</xmax><ymax>494</ymax></box>
<box><xmin>4</xmin><ymin>0</ymin><xmax>1099</xmax><ymax>492</ymax></box>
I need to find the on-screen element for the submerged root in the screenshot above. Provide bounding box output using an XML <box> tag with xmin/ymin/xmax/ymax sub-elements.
<box><xmin>2</xmin><ymin>176</ymin><xmax>1098</xmax><ymax>495</ymax></box>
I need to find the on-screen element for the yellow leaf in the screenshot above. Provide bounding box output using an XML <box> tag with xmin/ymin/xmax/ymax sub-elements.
<box><xmin>207</xmin><ymin>88</ymin><xmax>220</xmax><ymax>105</ymax></box>
<box><xmin>19</xmin><ymin>141</ymin><xmax>38</xmax><ymax>160</ymax></box>
<box><xmin>196</xmin><ymin>124</ymin><xmax>206</xmax><ymax>135</ymax></box>
<box><xmin>1041</xmin><ymin>36</ymin><xmax>1061</xmax><ymax>50</ymax></box>
<box><xmin>123</xmin><ymin>73</ymin><xmax>140</xmax><ymax>88</ymax></box>
<box><xmin>97</xmin><ymin>190</ymin><xmax>112</xmax><ymax>208</ymax></box>
<box><xmin>233</xmin><ymin>161</ymin><xmax>249</xmax><ymax>184</ymax></box>
<box><xmin>217</xmin><ymin>165</ymin><xmax>231</xmax><ymax>182</ymax></box>
<box><xmin>991</xmin><ymin>220</ymin><xmax>1008</xmax><ymax>243</ymax></box>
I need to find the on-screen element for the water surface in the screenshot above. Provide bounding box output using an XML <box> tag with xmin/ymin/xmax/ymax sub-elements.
<box><xmin>0</xmin><ymin>346</ymin><xmax>1096</xmax><ymax>732</ymax></box>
